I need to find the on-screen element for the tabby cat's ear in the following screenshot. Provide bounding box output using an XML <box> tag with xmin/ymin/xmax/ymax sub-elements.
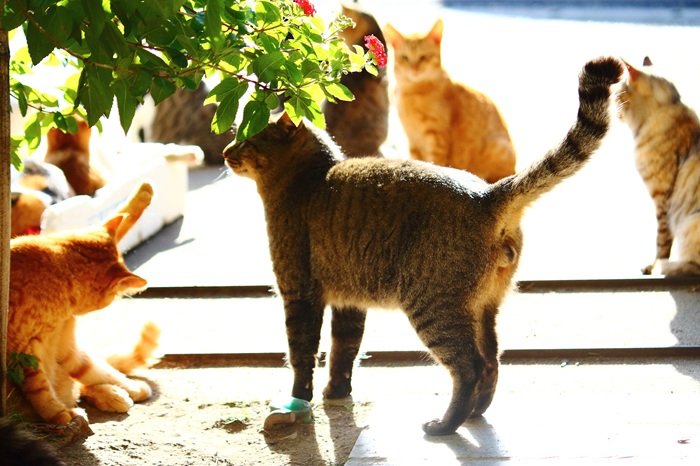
<box><xmin>384</xmin><ymin>23</ymin><xmax>402</xmax><ymax>49</ymax></box>
<box><xmin>428</xmin><ymin>18</ymin><xmax>444</xmax><ymax>44</ymax></box>
<box><xmin>276</xmin><ymin>112</ymin><xmax>302</xmax><ymax>136</ymax></box>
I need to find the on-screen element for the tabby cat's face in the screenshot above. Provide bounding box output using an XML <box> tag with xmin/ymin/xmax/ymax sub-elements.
<box><xmin>222</xmin><ymin>114</ymin><xmax>303</xmax><ymax>181</ymax></box>
<box><xmin>385</xmin><ymin>20</ymin><xmax>444</xmax><ymax>83</ymax></box>
<box><xmin>618</xmin><ymin>61</ymin><xmax>681</xmax><ymax>121</ymax></box>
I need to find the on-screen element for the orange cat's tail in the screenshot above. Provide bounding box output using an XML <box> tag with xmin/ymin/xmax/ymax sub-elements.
<box><xmin>106</xmin><ymin>322</ymin><xmax>161</xmax><ymax>374</ymax></box>
<box><xmin>115</xmin><ymin>182</ymin><xmax>154</xmax><ymax>244</ymax></box>
<box><xmin>490</xmin><ymin>57</ymin><xmax>623</xmax><ymax>213</ymax></box>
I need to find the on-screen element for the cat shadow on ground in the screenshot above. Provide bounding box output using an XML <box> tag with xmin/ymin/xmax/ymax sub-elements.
<box><xmin>263</xmin><ymin>419</ymin><xmax>323</xmax><ymax>464</ymax></box>
<box><xmin>424</xmin><ymin>416</ymin><xmax>501</xmax><ymax>463</ymax></box>
<box><xmin>123</xmin><ymin>217</ymin><xmax>193</xmax><ymax>271</ymax></box>
<box><xmin>669</xmin><ymin>290</ymin><xmax>700</xmax><ymax>382</ymax></box>
<box><xmin>262</xmin><ymin>398</ymin><xmax>365</xmax><ymax>465</ymax></box>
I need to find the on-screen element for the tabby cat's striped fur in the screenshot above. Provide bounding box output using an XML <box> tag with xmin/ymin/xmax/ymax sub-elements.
<box><xmin>321</xmin><ymin>3</ymin><xmax>389</xmax><ymax>158</ymax></box>
<box><xmin>224</xmin><ymin>57</ymin><xmax>622</xmax><ymax>435</ymax></box>
<box><xmin>619</xmin><ymin>59</ymin><xmax>700</xmax><ymax>275</ymax></box>
<box><xmin>384</xmin><ymin>19</ymin><xmax>516</xmax><ymax>183</ymax></box>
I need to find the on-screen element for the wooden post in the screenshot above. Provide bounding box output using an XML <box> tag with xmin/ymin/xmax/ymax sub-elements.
<box><xmin>0</xmin><ymin>27</ymin><xmax>11</xmax><ymax>417</ymax></box>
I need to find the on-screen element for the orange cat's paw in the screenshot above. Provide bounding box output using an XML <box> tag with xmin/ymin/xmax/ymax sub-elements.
<box><xmin>124</xmin><ymin>379</ymin><xmax>152</xmax><ymax>402</ymax></box>
<box><xmin>50</xmin><ymin>410</ymin><xmax>77</xmax><ymax>425</ymax></box>
<box><xmin>81</xmin><ymin>384</ymin><xmax>133</xmax><ymax>413</ymax></box>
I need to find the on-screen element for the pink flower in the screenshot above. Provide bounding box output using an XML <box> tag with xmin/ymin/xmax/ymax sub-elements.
<box><xmin>293</xmin><ymin>0</ymin><xmax>316</xmax><ymax>16</ymax></box>
<box><xmin>364</xmin><ymin>35</ymin><xmax>387</xmax><ymax>68</ymax></box>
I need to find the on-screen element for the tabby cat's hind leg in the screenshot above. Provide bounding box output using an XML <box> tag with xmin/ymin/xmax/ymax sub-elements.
<box><xmin>323</xmin><ymin>306</ymin><xmax>367</xmax><ymax>399</ymax></box>
<box><xmin>407</xmin><ymin>302</ymin><xmax>484</xmax><ymax>436</ymax></box>
<box><xmin>470</xmin><ymin>307</ymin><xmax>499</xmax><ymax>417</ymax></box>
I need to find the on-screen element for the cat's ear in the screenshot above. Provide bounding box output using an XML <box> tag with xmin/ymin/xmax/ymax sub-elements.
<box><xmin>103</xmin><ymin>214</ymin><xmax>126</xmax><ymax>238</ymax></box>
<box><xmin>427</xmin><ymin>18</ymin><xmax>444</xmax><ymax>44</ymax></box>
<box><xmin>113</xmin><ymin>271</ymin><xmax>148</xmax><ymax>295</ymax></box>
<box><xmin>621</xmin><ymin>58</ymin><xmax>640</xmax><ymax>81</ymax></box>
<box><xmin>276</xmin><ymin>112</ymin><xmax>303</xmax><ymax>136</ymax></box>
<box><xmin>384</xmin><ymin>23</ymin><xmax>402</xmax><ymax>49</ymax></box>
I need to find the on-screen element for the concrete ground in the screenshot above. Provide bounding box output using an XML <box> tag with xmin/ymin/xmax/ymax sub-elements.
<box><xmin>78</xmin><ymin>2</ymin><xmax>700</xmax><ymax>464</ymax></box>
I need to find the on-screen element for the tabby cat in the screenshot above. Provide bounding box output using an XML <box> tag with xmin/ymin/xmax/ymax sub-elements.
<box><xmin>147</xmin><ymin>82</ymin><xmax>235</xmax><ymax>165</ymax></box>
<box><xmin>618</xmin><ymin>58</ymin><xmax>700</xmax><ymax>275</ymax></box>
<box><xmin>8</xmin><ymin>182</ymin><xmax>160</xmax><ymax>425</ymax></box>
<box><xmin>0</xmin><ymin>417</ymin><xmax>65</xmax><ymax>466</ymax></box>
<box><xmin>384</xmin><ymin>19</ymin><xmax>516</xmax><ymax>183</ymax></box>
<box><xmin>321</xmin><ymin>2</ymin><xmax>389</xmax><ymax>158</ymax></box>
<box><xmin>43</xmin><ymin>118</ymin><xmax>107</xmax><ymax>197</ymax></box>
<box><xmin>223</xmin><ymin>57</ymin><xmax>622</xmax><ymax>435</ymax></box>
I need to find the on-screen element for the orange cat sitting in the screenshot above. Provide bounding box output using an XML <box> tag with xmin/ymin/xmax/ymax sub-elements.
<box><xmin>384</xmin><ymin>19</ymin><xmax>516</xmax><ymax>183</ymax></box>
<box><xmin>43</xmin><ymin>117</ymin><xmax>107</xmax><ymax>196</ymax></box>
<box><xmin>8</xmin><ymin>182</ymin><xmax>159</xmax><ymax>425</ymax></box>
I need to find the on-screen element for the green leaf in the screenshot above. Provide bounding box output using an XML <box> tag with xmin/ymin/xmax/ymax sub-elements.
<box><xmin>205</xmin><ymin>77</ymin><xmax>248</xmax><ymax>104</ymax></box>
<box><xmin>237</xmin><ymin>99</ymin><xmax>270</xmax><ymax>140</ymax></box>
<box><xmin>23</xmin><ymin>113</ymin><xmax>44</xmax><ymax>151</ymax></box>
<box><xmin>2</xmin><ymin>0</ymin><xmax>25</xmax><ymax>31</ymax></box>
<box><xmin>25</xmin><ymin>21</ymin><xmax>55</xmax><ymax>66</ymax></box>
<box><xmin>211</xmin><ymin>94</ymin><xmax>240</xmax><ymax>135</ymax></box>
<box><xmin>112</xmin><ymin>80</ymin><xmax>137</xmax><ymax>133</ymax></box>
<box><xmin>53</xmin><ymin>112</ymin><xmax>68</xmax><ymax>131</ymax></box>
<box><xmin>205</xmin><ymin>0</ymin><xmax>225</xmax><ymax>53</ymax></box>
<box><xmin>151</xmin><ymin>77</ymin><xmax>176</xmax><ymax>105</ymax></box>
<box><xmin>128</xmin><ymin>69</ymin><xmax>153</xmax><ymax>97</ymax></box>
<box><xmin>324</xmin><ymin>82</ymin><xmax>354</xmax><ymax>102</ymax></box>
<box><xmin>252</xmin><ymin>51</ymin><xmax>285</xmax><ymax>83</ymax></box>
<box><xmin>81</xmin><ymin>0</ymin><xmax>107</xmax><ymax>36</ymax></box>
<box><xmin>164</xmin><ymin>47</ymin><xmax>188</xmax><ymax>68</ymax></box>
<box><xmin>47</xmin><ymin>6</ymin><xmax>74</xmax><ymax>44</ymax></box>
<box><xmin>255</xmin><ymin>1</ymin><xmax>281</xmax><ymax>25</ymax></box>
<box><xmin>284</xmin><ymin>94</ymin><xmax>309</xmax><ymax>126</ymax></box>
<box><xmin>77</xmin><ymin>66</ymin><xmax>113</xmax><ymax>126</ymax></box>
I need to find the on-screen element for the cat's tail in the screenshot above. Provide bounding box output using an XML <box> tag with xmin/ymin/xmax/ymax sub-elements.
<box><xmin>114</xmin><ymin>182</ymin><xmax>154</xmax><ymax>244</ymax></box>
<box><xmin>490</xmin><ymin>57</ymin><xmax>623</xmax><ymax>211</ymax></box>
<box><xmin>106</xmin><ymin>322</ymin><xmax>161</xmax><ymax>374</ymax></box>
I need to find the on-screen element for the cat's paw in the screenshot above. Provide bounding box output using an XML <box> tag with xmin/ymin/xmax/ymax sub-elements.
<box><xmin>82</xmin><ymin>384</ymin><xmax>133</xmax><ymax>413</ymax></box>
<box><xmin>422</xmin><ymin>419</ymin><xmax>458</xmax><ymax>436</ymax></box>
<box><xmin>123</xmin><ymin>379</ymin><xmax>152</xmax><ymax>402</ymax></box>
<box><xmin>641</xmin><ymin>263</ymin><xmax>655</xmax><ymax>275</ymax></box>
<box><xmin>323</xmin><ymin>379</ymin><xmax>353</xmax><ymax>400</ymax></box>
<box><xmin>50</xmin><ymin>409</ymin><xmax>78</xmax><ymax>425</ymax></box>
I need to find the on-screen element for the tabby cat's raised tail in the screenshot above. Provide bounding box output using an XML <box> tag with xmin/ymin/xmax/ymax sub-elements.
<box><xmin>492</xmin><ymin>57</ymin><xmax>623</xmax><ymax>211</ymax></box>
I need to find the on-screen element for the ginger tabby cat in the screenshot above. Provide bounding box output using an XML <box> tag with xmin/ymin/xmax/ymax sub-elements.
<box><xmin>43</xmin><ymin>118</ymin><xmax>107</xmax><ymax>196</ymax></box>
<box><xmin>619</xmin><ymin>58</ymin><xmax>700</xmax><ymax>275</ymax></box>
<box><xmin>8</xmin><ymin>182</ymin><xmax>159</xmax><ymax>425</ymax></box>
<box><xmin>224</xmin><ymin>57</ymin><xmax>622</xmax><ymax>435</ymax></box>
<box><xmin>384</xmin><ymin>19</ymin><xmax>516</xmax><ymax>182</ymax></box>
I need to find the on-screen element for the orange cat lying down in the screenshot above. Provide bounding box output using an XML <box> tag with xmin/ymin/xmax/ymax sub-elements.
<box><xmin>8</xmin><ymin>182</ymin><xmax>159</xmax><ymax>425</ymax></box>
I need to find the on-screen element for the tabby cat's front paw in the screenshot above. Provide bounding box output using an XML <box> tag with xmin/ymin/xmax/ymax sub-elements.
<box><xmin>642</xmin><ymin>263</ymin><xmax>654</xmax><ymax>275</ymax></box>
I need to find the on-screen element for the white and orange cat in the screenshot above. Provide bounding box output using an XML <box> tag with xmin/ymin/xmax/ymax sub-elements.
<box><xmin>384</xmin><ymin>19</ymin><xmax>516</xmax><ymax>183</ymax></box>
<box><xmin>8</xmin><ymin>182</ymin><xmax>160</xmax><ymax>425</ymax></box>
<box><xmin>618</xmin><ymin>58</ymin><xmax>700</xmax><ymax>275</ymax></box>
